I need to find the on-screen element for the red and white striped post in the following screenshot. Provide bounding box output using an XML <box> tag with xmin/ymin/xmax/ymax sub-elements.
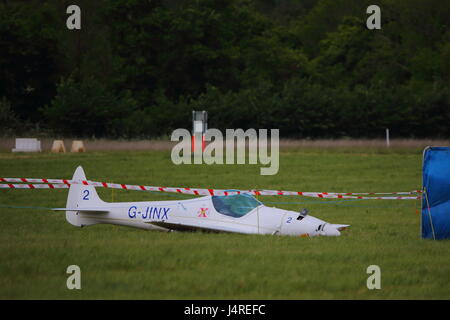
<box><xmin>192</xmin><ymin>110</ymin><xmax>207</xmax><ymax>153</ymax></box>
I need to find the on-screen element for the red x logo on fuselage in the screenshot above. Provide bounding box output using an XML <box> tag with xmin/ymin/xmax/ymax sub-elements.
<box><xmin>198</xmin><ymin>208</ymin><xmax>209</xmax><ymax>218</ymax></box>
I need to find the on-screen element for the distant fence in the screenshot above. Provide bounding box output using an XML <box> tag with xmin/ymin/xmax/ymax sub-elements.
<box><xmin>0</xmin><ymin>138</ymin><xmax>449</xmax><ymax>152</ymax></box>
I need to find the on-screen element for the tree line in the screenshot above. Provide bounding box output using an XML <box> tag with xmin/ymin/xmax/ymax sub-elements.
<box><xmin>0</xmin><ymin>0</ymin><xmax>449</xmax><ymax>138</ymax></box>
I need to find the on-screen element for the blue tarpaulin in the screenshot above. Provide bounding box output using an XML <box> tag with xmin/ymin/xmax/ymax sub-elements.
<box><xmin>422</xmin><ymin>147</ymin><xmax>450</xmax><ymax>239</ymax></box>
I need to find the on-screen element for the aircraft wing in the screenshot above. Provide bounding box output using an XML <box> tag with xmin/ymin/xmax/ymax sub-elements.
<box><xmin>330</xmin><ymin>224</ymin><xmax>350</xmax><ymax>231</ymax></box>
<box><xmin>147</xmin><ymin>221</ymin><xmax>246</xmax><ymax>234</ymax></box>
<box><xmin>52</xmin><ymin>207</ymin><xmax>109</xmax><ymax>214</ymax></box>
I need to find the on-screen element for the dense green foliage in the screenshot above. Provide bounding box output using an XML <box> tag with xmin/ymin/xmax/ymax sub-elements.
<box><xmin>0</xmin><ymin>149</ymin><xmax>449</xmax><ymax>299</ymax></box>
<box><xmin>0</xmin><ymin>0</ymin><xmax>449</xmax><ymax>138</ymax></box>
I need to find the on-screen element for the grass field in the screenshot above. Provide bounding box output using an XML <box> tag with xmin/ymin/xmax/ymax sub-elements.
<box><xmin>0</xmin><ymin>147</ymin><xmax>449</xmax><ymax>299</ymax></box>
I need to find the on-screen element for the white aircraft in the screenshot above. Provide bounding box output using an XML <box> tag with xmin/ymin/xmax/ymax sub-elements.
<box><xmin>54</xmin><ymin>166</ymin><xmax>349</xmax><ymax>237</ymax></box>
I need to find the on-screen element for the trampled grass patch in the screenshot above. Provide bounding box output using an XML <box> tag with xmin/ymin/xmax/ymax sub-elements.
<box><xmin>0</xmin><ymin>149</ymin><xmax>448</xmax><ymax>299</ymax></box>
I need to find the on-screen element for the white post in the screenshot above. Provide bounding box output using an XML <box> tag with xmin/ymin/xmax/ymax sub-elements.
<box><xmin>386</xmin><ymin>128</ymin><xmax>390</xmax><ymax>147</ymax></box>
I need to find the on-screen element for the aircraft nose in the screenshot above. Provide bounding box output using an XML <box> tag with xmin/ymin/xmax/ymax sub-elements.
<box><xmin>322</xmin><ymin>224</ymin><xmax>341</xmax><ymax>236</ymax></box>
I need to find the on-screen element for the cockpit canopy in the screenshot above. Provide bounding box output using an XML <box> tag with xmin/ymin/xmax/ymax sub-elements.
<box><xmin>212</xmin><ymin>194</ymin><xmax>262</xmax><ymax>218</ymax></box>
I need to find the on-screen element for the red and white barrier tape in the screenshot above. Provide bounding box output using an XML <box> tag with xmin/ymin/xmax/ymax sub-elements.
<box><xmin>0</xmin><ymin>177</ymin><xmax>422</xmax><ymax>200</ymax></box>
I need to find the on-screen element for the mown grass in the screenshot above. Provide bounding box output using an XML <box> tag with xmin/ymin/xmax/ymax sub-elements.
<box><xmin>0</xmin><ymin>148</ymin><xmax>448</xmax><ymax>299</ymax></box>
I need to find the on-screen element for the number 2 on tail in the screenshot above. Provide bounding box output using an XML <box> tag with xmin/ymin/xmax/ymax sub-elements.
<box><xmin>82</xmin><ymin>190</ymin><xmax>89</xmax><ymax>200</ymax></box>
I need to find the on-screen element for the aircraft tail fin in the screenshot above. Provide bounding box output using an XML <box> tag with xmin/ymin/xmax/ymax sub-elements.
<box><xmin>65</xmin><ymin>166</ymin><xmax>106</xmax><ymax>227</ymax></box>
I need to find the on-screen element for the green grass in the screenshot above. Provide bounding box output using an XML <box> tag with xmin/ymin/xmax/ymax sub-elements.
<box><xmin>0</xmin><ymin>148</ymin><xmax>449</xmax><ymax>299</ymax></box>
